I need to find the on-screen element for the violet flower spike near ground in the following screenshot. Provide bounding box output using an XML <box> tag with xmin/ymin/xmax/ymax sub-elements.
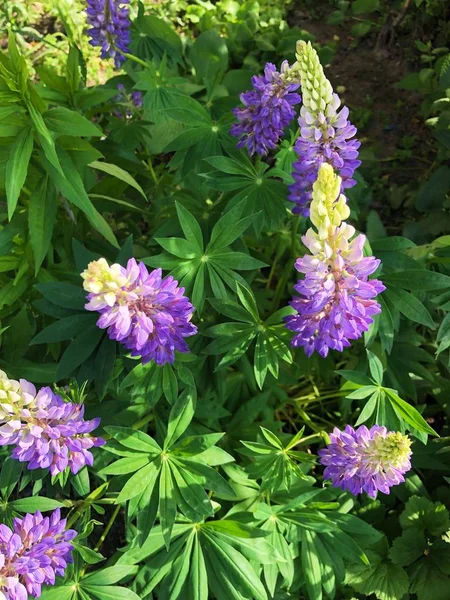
<box><xmin>0</xmin><ymin>370</ymin><xmax>104</xmax><ymax>476</ymax></box>
<box><xmin>0</xmin><ymin>509</ymin><xmax>76</xmax><ymax>599</ymax></box>
<box><xmin>230</xmin><ymin>61</ymin><xmax>301</xmax><ymax>156</ymax></box>
<box><xmin>86</xmin><ymin>0</ymin><xmax>131</xmax><ymax>67</ymax></box>
<box><xmin>288</xmin><ymin>41</ymin><xmax>361</xmax><ymax>216</ymax></box>
<box><xmin>82</xmin><ymin>258</ymin><xmax>197</xmax><ymax>366</ymax></box>
<box><xmin>11</xmin><ymin>386</ymin><xmax>105</xmax><ymax>476</ymax></box>
<box><xmin>318</xmin><ymin>425</ymin><xmax>412</xmax><ymax>498</ymax></box>
<box><xmin>285</xmin><ymin>164</ymin><xmax>385</xmax><ymax>357</ymax></box>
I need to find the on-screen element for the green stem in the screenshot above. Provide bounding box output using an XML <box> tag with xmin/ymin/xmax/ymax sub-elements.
<box><xmin>121</xmin><ymin>51</ymin><xmax>149</xmax><ymax>69</ymax></box>
<box><xmin>94</xmin><ymin>504</ymin><xmax>121</xmax><ymax>552</ymax></box>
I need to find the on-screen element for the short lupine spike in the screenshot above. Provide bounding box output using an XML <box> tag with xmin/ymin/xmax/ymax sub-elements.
<box><xmin>294</xmin><ymin>40</ymin><xmax>333</xmax><ymax>115</ymax></box>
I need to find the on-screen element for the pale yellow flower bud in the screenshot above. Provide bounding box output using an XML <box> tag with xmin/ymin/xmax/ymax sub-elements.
<box><xmin>294</xmin><ymin>41</ymin><xmax>333</xmax><ymax>115</ymax></box>
<box><xmin>310</xmin><ymin>164</ymin><xmax>350</xmax><ymax>238</ymax></box>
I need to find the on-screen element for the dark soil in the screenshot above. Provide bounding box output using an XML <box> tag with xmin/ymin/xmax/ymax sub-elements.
<box><xmin>289</xmin><ymin>1</ymin><xmax>432</xmax><ymax>165</ymax></box>
<box><xmin>287</xmin><ymin>0</ymin><xmax>441</xmax><ymax>235</ymax></box>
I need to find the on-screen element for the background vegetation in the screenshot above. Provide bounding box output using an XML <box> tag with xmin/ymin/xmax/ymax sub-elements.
<box><xmin>0</xmin><ymin>0</ymin><xmax>450</xmax><ymax>599</ymax></box>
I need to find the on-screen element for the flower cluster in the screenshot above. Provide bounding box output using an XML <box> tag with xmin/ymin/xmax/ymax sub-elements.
<box><xmin>230</xmin><ymin>61</ymin><xmax>301</xmax><ymax>156</ymax></box>
<box><xmin>86</xmin><ymin>0</ymin><xmax>131</xmax><ymax>67</ymax></box>
<box><xmin>319</xmin><ymin>425</ymin><xmax>412</xmax><ymax>498</ymax></box>
<box><xmin>285</xmin><ymin>163</ymin><xmax>384</xmax><ymax>357</ymax></box>
<box><xmin>288</xmin><ymin>41</ymin><xmax>361</xmax><ymax>216</ymax></box>
<box><xmin>0</xmin><ymin>370</ymin><xmax>104</xmax><ymax>476</ymax></box>
<box><xmin>82</xmin><ymin>258</ymin><xmax>197</xmax><ymax>366</ymax></box>
<box><xmin>0</xmin><ymin>509</ymin><xmax>76</xmax><ymax>599</ymax></box>
<box><xmin>114</xmin><ymin>83</ymin><xmax>143</xmax><ymax>118</ymax></box>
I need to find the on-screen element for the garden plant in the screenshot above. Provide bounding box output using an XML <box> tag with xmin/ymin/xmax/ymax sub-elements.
<box><xmin>0</xmin><ymin>0</ymin><xmax>449</xmax><ymax>599</ymax></box>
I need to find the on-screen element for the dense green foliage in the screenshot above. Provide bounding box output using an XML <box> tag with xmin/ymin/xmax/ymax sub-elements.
<box><xmin>0</xmin><ymin>1</ymin><xmax>449</xmax><ymax>599</ymax></box>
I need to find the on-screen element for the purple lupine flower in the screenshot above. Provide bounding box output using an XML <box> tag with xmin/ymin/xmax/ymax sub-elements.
<box><xmin>113</xmin><ymin>83</ymin><xmax>143</xmax><ymax>118</ymax></box>
<box><xmin>0</xmin><ymin>509</ymin><xmax>76</xmax><ymax>599</ymax></box>
<box><xmin>82</xmin><ymin>258</ymin><xmax>197</xmax><ymax>366</ymax></box>
<box><xmin>285</xmin><ymin>224</ymin><xmax>385</xmax><ymax>357</ymax></box>
<box><xmin>288</xmin><ymin>95</ymin><xmax>361</xmax><ymax>216</ymax></box>
<box><xmin>86</xmin><ymin>0</ymin><xmax>131</xmax><ymax>67</ymax></box>
<box><xmin>318</xmin><ymin>425</ymin><xmax>412</xmax><ymax>498</ymax></box>
<box><xmin>11</xmin><ymin>386</ymin><xmax>105</xmax><ymax>476</ymax></box>
<box><xmin>230</xmin><ymin>61</ymin><xmax>301</xmax><ymax>156</ymax></box>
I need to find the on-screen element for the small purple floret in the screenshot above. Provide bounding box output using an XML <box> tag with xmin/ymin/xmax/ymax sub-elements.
<box><xmin>0</xmin><ymin>509</ymin><xmax>76</xmax><ymax>599</ymax></box>
<box><xmin>86</xmin><ymin>0</ymin><xmax>131</xmax><ymax>67</ymax></box>
<box><xmin>230</xmin><ymin>61</ymin><xmax>301</xmax><ymax>156</ymax></box>
<box><xmin>318</xmin><ymin>425</ymin><xmax>412</xmax><ymax>498</ymax></box>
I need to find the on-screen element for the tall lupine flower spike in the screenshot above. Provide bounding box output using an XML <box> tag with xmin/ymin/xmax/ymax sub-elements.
<box><xmin>86</xmin><ymin>0</ymin><xmax>131</xmax><ymax>67</ymax></box>
<box><xmin>0</xmin><ymin>370</ymin><xmax>104</xmax><ymax>476</ymax></box>
<box><xmin>230</xmin><ymin>61</ymin><xmax>301</xmax><ymax>156</ymax></box>
<box><xmin>318</xmin><ymin>425</ymin><xmax>412</xmax><ymax>498</ymax></box>
<box><xmin>285</xmin><ymin>164</ymin><xmax>385</xmax><ymax>357</ymax></box>
<box><xmin>288</xmin><ymin>41</ymin><xmax>361</xmax><ymax>216</ymax></box>
<box><xmin>0</xmin><ymin>509</ymin><xmax>76</xmax><ymax>599</ymax></box>
<box><xmin>82</xmin><ymin>258</ymin><xmax>197</xmax><ymax>366</ymax></box>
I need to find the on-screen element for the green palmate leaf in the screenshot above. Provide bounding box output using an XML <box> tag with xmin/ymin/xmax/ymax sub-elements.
<box><xmin>28</xmin><ymin>176</ymin><xmax>57</xmax><ymax>273</ymax></box>
<box><xmin>408</xmin><ymin>558</ymin><xmax>450</xmax><ymax>600</ymax></box>
<box><xmin>5</xmin><ymin>126</ymin><xmax>34</xmax><ymax>219</ymax></box>
<box><xmin>345</xmin><ymin>552</ymin><xmax>408</xmax><ymax>600</ymax></box>
<box><xmin>384</xmin><ymin>388</ymin><xmax>437</xmax><ymax>436</ymax></box>
<box><xmin>389</xmin><ymin>529</ymin><xmax>427</xmax><ymax>566</ymax></box>
<box><xmin>399</xmin><ymin>495</ymin><xmax>450</xmax><ymax>536</ymax></box>
<box><xmin>202</xmin><ymin>530</ymin><xmax>268</xmax><ymax>600</ymax></box>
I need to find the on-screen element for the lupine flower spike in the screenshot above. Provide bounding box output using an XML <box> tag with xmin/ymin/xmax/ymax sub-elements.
<box><xmin>230</xmin><ymin>61</ymin><xmax>301</xmax><ymax>156</ymax></box>
<box><xmin>288</xmin><ymin>41</ymin><xmax>361</xmax><ymax>216</ymax></box>
<box><xmin>285</xmin><ymin>164</ymin><xmax>385</xmax><ymax>357</ymax></box>
<box><xmin>319</xmin><ymin>425</ymin><xmax>412</xmax><ymax>498</ymax></box>
<box><xmin>0</xmin><ymin>370</ymin><xmax>104</xmax><ymax>476</ymax></box>
<box><xmin>82</xmin><ymin>258</ymin><xmax>197</xmax><ymax>366</ymax></box>
<box><xmin>86</xmin><ymin>0</ymin><xmax>131</xmax><ymax>67</ymax></box>
<box><xmin>0</xmin><ymin>509</ymin><xmax>76</xmax><ymax>599</ymax></box>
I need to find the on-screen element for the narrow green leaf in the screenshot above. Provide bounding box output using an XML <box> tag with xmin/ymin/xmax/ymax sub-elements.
<box><xmin>117</xmin><ymin>461</ymin><xmax>160</xmax><ymax>503</ymax></box>
<box><xmin>164</xmin><ymin>389</ymin><xmax>195</xmax><ymax>450</ymax></box>
<box><xmin>175</xmin><ymin>202</ymin><xmax>203</xmax><ymax>252</ymax></box>
<box><xmin>28</xmin><ymin>176</ymin><xmax>57</xmax><ymax>273</ymax></box>
<box><xmin>89</xmin><ymin>160</ymin><xmax>146</xmax><ymax>199</ymax></box>
<box><xmin>6</xmin><ymin>127</ymin><xmax>34</xmax><ymax>219</ymax></box>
